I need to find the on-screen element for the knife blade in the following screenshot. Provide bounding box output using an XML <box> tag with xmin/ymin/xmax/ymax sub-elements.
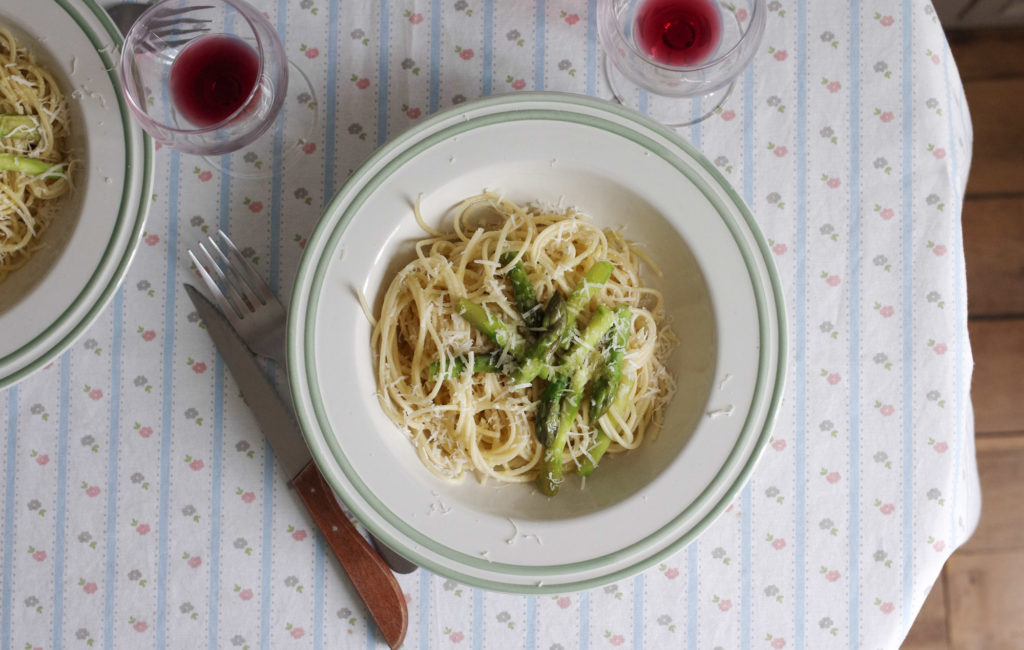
<box><xmin>185</xmin><ymin>283</ymin><xmax>408</xmax><ymax>649</ymax></box>
<box><xmin>184</xmin><ymin>277</ymin><xmax>419</xmax><ymax>576</ymax></box>
<box><xmin>185</xmin><ymin>284</ymin><xmax>312</xmax><ymax>478</ymax></box>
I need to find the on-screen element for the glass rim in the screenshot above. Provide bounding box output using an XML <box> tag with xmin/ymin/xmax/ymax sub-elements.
<box><xmin>118</xmin><ymin>0</ymin><xmax>269</xmax><ymax>136</ymax></box>
<box><xmin>613</xmin><ymin>0</ymin><xmax>765</xmax><ymax>73</ymax></box>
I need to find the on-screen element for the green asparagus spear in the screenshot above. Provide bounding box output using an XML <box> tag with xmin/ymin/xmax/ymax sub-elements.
<box><xmin>561</xmin><ymin>260</ymin><xmax>614</xmax><ymax>345</ymax></box>
<box><xmin>537</xmin><ymin>361</ymin><xmax>592</xmax><ymax>497</ymax></box>
<box><xmin>577</xmin><ymin>428</ymin><xmax>612</xmax><ymax>477</ymax></box>
<box><xmin>499</xmin><ymin>251</ymin><xmax>541</xmax><ymax>329</ymax></box>
<box><xmin>588</xmin><ymin>306</ymin><xmax>632</xmax><ymax>422</ymax></box>
<box><xmin>577</xmin><ymin>375</ymin><xmax>634</xmax><ymax>477</ymax></box>
<box><xmin>536</xmin><ymin>305</ymin><xmax>615</xmax><ymax>497</ymax></box>
<box><xmin>0</xmin><ymin>115</ymin><xmax>39</xmax><ymax>141</ymax></box>
<box><xmin>511</xmin><ymin>292</ymin><xmax>569</xmax><ymax>385</ymax></box>
<box><xmin>557</xmin><ymin>304</ymin><xmax>616</xmax><ymax>374</ymax></box>
<box><xmin>512</xmin><ymin>262</ymin><xmax>613</xmax><ymax>386</ymax></box>
<box><xmin>534</xmin><ymin>374</ymin><xmax>568</xmax><ymax>445</ymax></box>
<box><xmin>428</xmin><ymin>353</ymin><xmax>503</xmax><ymax>380</ymax></box>
<box><xmin>0</xmin><ymin>153</ymin><xmax>60</xmax><ymax>176</ymax></box>
<box><xmin>456</xmin><ymin>298</ymin><xmax>525</xmax><ymax>358</ymax></box>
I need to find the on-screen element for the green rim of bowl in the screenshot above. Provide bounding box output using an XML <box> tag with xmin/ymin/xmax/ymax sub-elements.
<box><xmin>290</xmin><ymin>92</ymin><xmax>787</xmax><ymax>593</ymax></box>
<box><xmin>0</xmin><ymin>0</ymin><xmax>154</xmax><ymax>390</ymax></box>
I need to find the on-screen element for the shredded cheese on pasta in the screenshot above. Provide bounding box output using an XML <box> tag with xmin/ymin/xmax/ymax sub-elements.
<box><xmin>0</xmin><ymin>26</ymin><xmax>70</xmax><ymax>283</ymax></box>
<box><xmin>371</xmin><ymin>192</ymin><xmax>677</xmax><ymax>485</ymax></box>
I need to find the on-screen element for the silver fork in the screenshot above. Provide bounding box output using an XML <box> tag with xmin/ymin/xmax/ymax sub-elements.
<box><xmin>188</xmin><ymin>230</ymin><xmax>286</xmax><ymax>364</ymax></box>
<box><xmin>187</xmin><ymin>230</ymin><xmax>418</xmax><ymax>574</ymax></box>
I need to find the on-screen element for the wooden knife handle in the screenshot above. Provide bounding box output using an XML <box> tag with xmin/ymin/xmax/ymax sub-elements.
<box><xmin>292</xmin><ymin>461</ymin><xmax>408</xmax><ymax>649</ymax></box>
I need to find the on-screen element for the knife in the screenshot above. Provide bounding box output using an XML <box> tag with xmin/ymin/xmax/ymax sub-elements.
<box><xmin>184</xmin><ymin>283</ymin><xmax>408</xmax><ymax>649</ymax></box>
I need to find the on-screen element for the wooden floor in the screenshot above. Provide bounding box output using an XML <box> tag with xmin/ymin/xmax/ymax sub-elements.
<box><xmin>901</xmin><ymin>26</ymin><xmax>1024</xmax><ymax>650</ymax></box>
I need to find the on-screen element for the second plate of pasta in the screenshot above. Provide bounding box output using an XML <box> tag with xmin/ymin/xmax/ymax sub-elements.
<box><xmin>0</xmin><ymin>0</ymin><xmax>152</xmax><ymax>388</ymax></box>
<box><xmin>288</xmin><ymin>92</ymin><xmax>786</xmax><ymax>593</ymax></box>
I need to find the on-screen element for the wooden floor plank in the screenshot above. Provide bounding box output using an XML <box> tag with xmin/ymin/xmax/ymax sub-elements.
<box><xmin>961</xmin><ymin>78</ymin><xmax>1024</xmax><ymax>197</ymax></box>
<box><xmin>968</xmin><ymin>319</ymin><xmax>1024</xmax><ymax>434</ymax></box>
<box><xmin>945</xmin><ymin>550</ymin><xmax>1024</xmax><ymax>649</ymax></box>
<box><xmin>901</xmin><ymin>571</ymin><xmax>950</xmax><ymax>650</ymax></box>
<box><xmin>963</xmin><ymin>197</ymin><xmax>1024</xmax><ymax>317</ymax></box>
<box><xmin>959</xmin><ymin>436</ymin><xmax>1024</xmax><ymax>554</ymax></box>
<box><xmin>948</xmin><ymin>26</ymin><xmax>1024</xmax><ymax>81</ymax></box>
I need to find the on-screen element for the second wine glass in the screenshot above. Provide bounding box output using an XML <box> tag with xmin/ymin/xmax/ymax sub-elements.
<box><xmin>598</xmin><ymin>0</ymin><xmax>766</xmax><ymax>127</ymax></box>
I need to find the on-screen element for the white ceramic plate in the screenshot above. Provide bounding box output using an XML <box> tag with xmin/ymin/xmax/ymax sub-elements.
<box><xmin>0</xmin><ymin>0</ymin><xmax>152</xmax><ymax>388</ymax></box>
<box><xmin>288</xmin><ymin>93</ymin><xmax>786</xmax><ymax>593</ymax></box>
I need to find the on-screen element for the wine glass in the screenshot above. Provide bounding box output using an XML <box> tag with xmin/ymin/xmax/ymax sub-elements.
<box><xmin>119</xmin><ymin>0</ymin><xmax>317</xmax><ymax>176</ymax></box>
<box><xmin>598</xmin><ymin>0</ymin><xmax>766</xmax><ymax>127</ymax></box>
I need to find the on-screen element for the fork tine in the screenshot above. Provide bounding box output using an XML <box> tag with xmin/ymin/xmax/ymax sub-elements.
<box><xmin>205</xmin><ymin>237</ymin><xmax>258</xmax><ymax>313</ymax></box>
<box><xmin>188</xmin><ymin>249</ymin><xmax>239</xmax><ymax>320</ymax></box>
<box><xmin>154</xmin><ymin>27</ymin><xmax>211</xmax><ymax>38</ymax></box>
<box><xmin>158</xmin><ymin>37</ymin><xmax>207</xmax><ymax>49</ymax></box>
<box><xmin>156</xmin><ymin>5</ymin><xmax>215</xmax><ymax>17</ymax></box>
<box><xmin>197</xmin><ymin>242</ymin><xmax>249</xmax><ymax>320</ymax></box>
<box><xmin>216</xmin><ymin>230</ymin><xmax>278</xmax><ymax>306</ymax></box>
<box><xmin>149</xmin><ymin>17</ymin><xmax>212</xmax><ymax>27</ymax></box>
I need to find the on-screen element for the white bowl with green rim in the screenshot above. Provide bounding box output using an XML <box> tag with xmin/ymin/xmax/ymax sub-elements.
<box><xmin>0</xmin><ymin>0</ymin><xmax>153</xmax><ymax>389</ymax></box>
<box><xmin>288</xmin><ymin>92</ymin><xmax>786</xmax><ymax>593</ymax></box>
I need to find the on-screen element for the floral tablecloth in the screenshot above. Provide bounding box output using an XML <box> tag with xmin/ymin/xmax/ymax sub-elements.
<box><xmin>0</xmin><ymin>0</ymin><xmax>978</xmax><ymax>648</ymax></box>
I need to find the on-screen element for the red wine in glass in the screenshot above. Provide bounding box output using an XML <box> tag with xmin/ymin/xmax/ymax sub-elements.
<box><xmin>634</xmin><ymin>0</ymin><xmax>723</xmax><ymax>67</ymax></box>
<box><xmin>168</xmin><ymin>34</ymin><xmax>260</xmax><ymax>127</ymax></box>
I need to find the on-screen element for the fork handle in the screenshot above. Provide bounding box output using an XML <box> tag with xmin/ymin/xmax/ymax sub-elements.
<box><xmin>292</xmin><ymin>461</ymin><xmax>408</xmax><ymax>649</ymax></box>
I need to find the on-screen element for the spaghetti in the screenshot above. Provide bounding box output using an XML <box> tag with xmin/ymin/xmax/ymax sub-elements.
<box><xmin>371</xmin><ymin>192</ymin><xmax>676</xmax><ymax>490</ymax></box>
<box><xmin>0</xmin><ymin>25</ymin><xmax>70</xmax><ymax>283</ymax></box>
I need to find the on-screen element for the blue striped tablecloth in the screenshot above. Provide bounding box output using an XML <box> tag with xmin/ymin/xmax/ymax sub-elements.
<box><xmin>1</xmin><ymin>0</ymin><xmax>978</xmax><ymax>648</ymax></box>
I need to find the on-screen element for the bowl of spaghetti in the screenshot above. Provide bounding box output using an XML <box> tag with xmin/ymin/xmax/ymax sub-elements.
<box><xmin>288</xmin><ymin>93</ymin><xmax>786</xmax><ymax>593</ymax></box>
<box><xmin>0</xmin><ymin>1</ymin><xmax>151</xmax><ymax>388</ymax></box>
